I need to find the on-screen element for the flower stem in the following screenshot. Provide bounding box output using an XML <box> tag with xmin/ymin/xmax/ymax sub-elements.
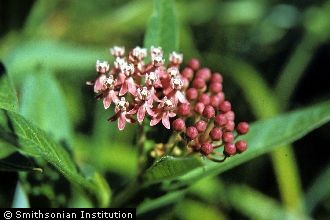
<box><xmin>137</xmin><ymin>124</ymin><xmax>147</xmax><ymax>181</ymax></box>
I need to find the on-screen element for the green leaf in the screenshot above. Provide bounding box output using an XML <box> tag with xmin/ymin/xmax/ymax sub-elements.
<box><xmin>0</xmin><ymin>109</ymin><xmax>110</xmax><ymax>206</ymax></box>
<box><xmin>144</xmin><ymin>155</ymin><xmax>203</xmax><ymax>184</ymax></box>
<box><xmin>144</xmin><ymin>101</ymin><xmax>330</xmax><ymax>187</ymax></box>
<box><xmin>227</xmin><ymin>185</ymin><xmax>308</xmax><ymax>220</ymax></box>
<box><xmin>20</xmin><ymin>71</ymin><xmax>72</xmax><ymax>144</ymax></box>
<box><xmin>175</xmin><ymin>199</ymin><xmax>226</xmax><ymax>220</ymax></box>
<box><xmin>12</xmin><ymin>182</ymin><xmax>30</xmax><ymax>208</ymax></box>
<box><xmin>3</xmin><ymin>40</ymin><xmax>103</xmax><ymax>83</ymax></box>
<box><xmin>0</xmin><ymin>62</ymin><xmax>18</xmax><ymax>112</ymax></box>
<box><xmin>0</xmin><ymin>153</ymin><xmax>42</xmax><ymax>172</ymax></box>
<box><xmin>137</xmin><ymin>190</ymin><xmax>186</xmax><ymax>215</ymax></box>
<box><xmin>305</xmin><ymin>163</ymin><xmax>330</xmax><ymax>213</ymax></box>
<box><xmin>0</xmin><ymin>140</ymin><xmax>16</xmax><ymax>159</ymax></box>
<box><xmin>144</xmin><ymin>0</ymin><xmax>178</xmax><ymax>56</ymax></box>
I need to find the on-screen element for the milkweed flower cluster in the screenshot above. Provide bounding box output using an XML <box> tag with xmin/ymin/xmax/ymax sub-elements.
<box><xmin>87</xmin><ymin>46</ymin><xmax>249</xmax><ymax>161</ymax></box>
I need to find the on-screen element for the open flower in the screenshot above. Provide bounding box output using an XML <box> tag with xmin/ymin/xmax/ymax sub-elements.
<box><xmin>110</xmin><ymin>46</ymin><xmax>125</xmax><ymax>57</ymax></box>
<box><xmin>118</xmin><ymin>63</ymin><xmax>137</xmax><ymax>96</ymax></box>
<box><xmin>129</xmin><ymin>87</ymin><xmax>155</xmax><ymax>123</ymax></box>
<box><xmin>102</xmin><ymin>76</ymin><xmax>119</xmax><ymax>109</ymax></box>
<box><xmin>169</xmin><ymin>52</ymin><xmax>183</xmax><ymax>66</ymax></box>
<box><xmin>108</xmin><ymin>97</ymin><xmax>135</xmax><ymax>130</ymax></box>
<box><xmin>150</xmin><ymin>97</ymin><xmax>176</xmax><ymax>129</ymax></box>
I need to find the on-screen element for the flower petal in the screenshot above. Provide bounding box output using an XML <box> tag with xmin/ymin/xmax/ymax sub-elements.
<box><xmin>127</xmin><ymin>77</ymin><xmax>137</xmax><ymax>95</ymax></box>
<box><xmin>146</xmin><ymin>106</ymin><xmax>156</xmax><ymax>117</ymax></box>
<box><xmin>137</xmin><ymin>106</ymin><xmax>146</xmax><ymax>123</ymax></box>
<box><xmin>150</xmin><ymin>116</ymin><xmax>162</xmax><ymax>126</ymax></box>
<box><xmin>119</xmin><ymin>82</ymin><xmax>128</xmax><ymax>96</ymax></box>
<box><xmin>118</xmin><ymin>114</ymin><xmax>126</xmax><ymax>130</ymax></box>
<box><xmin>94</xmin><ymin>74</ymin><xmax>106</xmax><ymax>92</ymax></box>
<box><xmin>118</xmin><ymin>73</ymin><xmax>126</xmax><ymax>84</ymax></box>
<box><xmin>177</xmin><ymin>91</ymin><xmax>188</xmax><ymax>103</ymax></box>
<box><xmin>110</xmin><ymin>90</ymin><xmax>119</xmax><ymax>103</ymax></box>
<box><xmin>168</xmin><ymin>112</ymin><xmax>176</xmax><ymax>118</ymax></box>
<box><xmin>162</xmin><ymin>114</ymin><xmax>170</xmax><ymax>129</ymax></box>
<box><xmin>103</xmin><ymin>94</ymin><xmax>112</xmax><ymax>109</ymax></box>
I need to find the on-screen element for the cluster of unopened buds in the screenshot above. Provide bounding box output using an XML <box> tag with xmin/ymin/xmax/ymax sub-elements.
<box><xmin>87</xmin><ymin>46</ymin><xmax>249</xmax><ymax>162</ymax></box>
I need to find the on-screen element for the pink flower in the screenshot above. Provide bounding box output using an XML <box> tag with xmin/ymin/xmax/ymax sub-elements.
<box><xmin>93</xmin><ymin>74</ymin><xmax>107</xmax><ymax>93</ymax></box>
<box><xmin>93</xmin><ymin>60</ymin><xmax>110</xmax><ymax>93</ymax></box>
<box><xmin>168</xmin><ymin>76</ymin><xmax>188</xmax><ymax>104</ymax></box>
<box><xmin>118</xmin><ymin>63</ymin><xmax>137</xmax><ymax>96</ymax></box>
<box><xmin>131</xmin><ymin>46</ymin><xmax>147</xmax><ymax>61</ymax></box>
<box><xmin>145</xmin><ymin>71</ymin><xmax>162</xmax><ymax>88</ymax></box>
<box><xmin>108</xmin><ymin>97</ymin><xmax>135</xmax><ymax>130</ymax></box>
<box><xmin>102</xmin><ymin>76</ymin><xmax>119</xmax><ymax>109</ymax></box>
<box><xmin>169</xmin><ymin>51</ymin><xmax>183</xmax><ymax>66</ymax></box>
<box><xmin>110</xmin><ymin>46</ymin><xmax>125</xmax><ymax>57</ymax></box>
<box><xmin>150</xmin><ymin>97</ymin><xmax>176</xmax><ymax>129</ymax></box>
<box><xmin>129</xmin><ymin>87</ymin><xmax>155</xmax><ymax>123</ymax></box>
<box><xmin>96</xmin><ymin>60</ymin><xmax>110</xmax><ymax>74</ymax></box>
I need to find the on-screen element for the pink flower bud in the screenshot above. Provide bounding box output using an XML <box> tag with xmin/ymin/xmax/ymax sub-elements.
<box><xmin>182</xmin><ymin>67</ymin><xmax>194</xmax><ymax>80</ymax></box>
<box><xmin>235</xmin><ymin>140</ymin><xmax>248</xmax><ymax>153</ymax></box>
<box><xmin>193</xmin><ymin>77</ymin><xmax>206</xmax><ymax>89</ymax></box>
<box><xmin>236</xmin><ymin>122</ymin><xmax>249</xmax><ymax>134</ymax></box>
<box><xmin>172</xmin><ymin>118</ymin><xmax>186</xmax><ymax>132</ymax></box>
<box><xmin>186</xmin><ymin>126</ymin><xmax>198</xmax><ymax>139</ymax></box>
<box><xmin>210</xmin><ymin>127</ymin><xmax>222</xmax><ymax>141</ymax></box>
<box><xmin>225</xmin><ymin>120</ymin><xmax>235</xmax><ymax>132</ymax></box>
<box><xmin>196</xmin><ymin>68</ymin><xmax>211</xmax><ymax>81</ymax></box>
<box><xmin>201</xmin><ymin>142</ymin><xmax>214</xmax><ymax>155</ymax></box>
<box><xmin>188</xmin><ymin>58</ymin><xmax>200</xmax><ymax>71</ymax></box>
<box><xmin>210</xmin><ymin>82</ymin><xmax>222</xmax><ymax>94</ymax></box>
<box><xmin>203</xmin><ymin>105</ymin><xmax>215</xmax><ymax>119</ymax></box>
<box><xmin>224</xmin><ymin>143</ymin><xmax>236</xmax><ymax>156</ymax></box>
<box><xmin>194</xmin><ymin>102</ymin><xmax>205</xmax><ymax>115</ymax></box>
<box><xmin>223</xmin><ymin>132</ymin><xmax>234</xmax><ymax>143</ymax></box>
<box><xmin>186</xmin><ymin>88</ymin><xmax>198</xmax><ymax>100</ymax></box>
<box><xmin>219</xmin><ymin>100</ymin><xmax>231</xmax><ymax>113</ymax></box>
<box><xmin>194</xmin><ymin>120</ymin><xmax>207</xmax><ymax>133</ymax></box>
<box><xmin>198</xmin><ymin>94</ymin><xmax>210</xmax><ymax>105</ymax></box>
<box><xmin>211</xmin><ymin>72</ymin><xmax>223</xmax><ymax>83</ymax></box>
<box><xmin>215</xmin><ymin>114</ymin><xmax>227</xmax><ymax>126</ymax></box>
<box><xmin>178</xmin><ymin>103</ymin><xmax>191</xmax><ymax>116</ymax></box>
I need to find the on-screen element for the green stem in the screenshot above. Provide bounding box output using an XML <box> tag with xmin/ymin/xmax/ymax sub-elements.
<box><xmin>110</xmin><ymin>180</ymin><xmax>139</xmax><ymax>208</ymax></box>
<box><xmin>112</xmin><ymin>125</ymin><xmax>147</xmax><ymax>207</ymax></box>
<box><xmin>275</xmin><ymin>33</ymin><xmax>318</xmax><ymax>109</ymax></box>
<box><xmin>137</xmin><ymin>124</ymin><xmax>146</xmax><ymax>181</ymax></box>
<box><xmin>271</xmin><ymin>146</ymin><xmax>304</xmax><ymax>215</ymax></box>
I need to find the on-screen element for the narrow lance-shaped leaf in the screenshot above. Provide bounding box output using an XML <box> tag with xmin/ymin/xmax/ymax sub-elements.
<box><xmin>12</xmin><ymin>182</ymin><xmax>30</xmax><ymax>208</ymax></box>
<box><xmin>20</xmin><ymin>71</ymin><xmax>72</xmax><ymax>144</ymax></box>
<box><xmin>0</xmin><ymin>153</ymin><xmax>42</xmax><ymax>172</ymax></box>
<box><xmin>144</xmin><ymin>0</ymin><xmax>178</xmax><ymax>56</ymax></box>
<box><xmin>3</xmin><ymin>41</ymin><xmax>103</xmax><ymax>83</ymax></box>
<box><xmin>144</xmin><ymin>101</ymin><xmax>330</xmax><ymax>187</ymax></box>
<box><xmin>0</xmin><ymin>62</ymin><xmax>18</xmax><ymax>112</ymax></box>
<box><xmin>0</xmin><ymin>109</ymin><xmax>110</xmax><ymax>207</ymax></box>
<box><xmin>144</xmin><ymin>155</ymin><xmax>203</xmax><ymax>183</ymax></box>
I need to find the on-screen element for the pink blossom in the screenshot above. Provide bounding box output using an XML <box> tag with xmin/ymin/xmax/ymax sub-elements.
<box><xmin>96</xmin><ymin>60</ymin><xmax>110</xmax><ymax>74</ymax></box>
<box><xmin>108</xmin><ymin>97</ymin><xmax>135</xmax><ymax>130</ymax></box>
<box><xmin>150</xmin><ymin>97</ymin><xmax>176</xmax><ymax>129</ymax></box>
<box><xmin>130</xmin><ymin>87</ymin><xmax>156</xmax><ymax>123</ymax></box>
<box><xmin>119</xmin><ymin>63</ymin><xmax>137</xmax><ymax>96</ymax></box>
<box><xmin>145</xmin><ymin>71</ymin><xmax>162</xmax><ymax>88</ymax></box>
<box><xmin>110</xmin><ymin>46</ymin><xmax>125</xmax><ymax>57</ymax></box>
<box><xmin>93</xmin><ymin>74</ymin><xmax>107</xmax><ymax>93</ymax></box>
<box><xmin>168</xmin><ymin>76</ymin><xmax>188</xmax><ymax>104</ymax></box>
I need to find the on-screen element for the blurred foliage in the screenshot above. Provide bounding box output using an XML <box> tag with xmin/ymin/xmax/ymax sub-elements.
<box><xmin>0</xmin><ymin>0</ymin><xmax>330</xmax><ymax>219</ymax></box>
